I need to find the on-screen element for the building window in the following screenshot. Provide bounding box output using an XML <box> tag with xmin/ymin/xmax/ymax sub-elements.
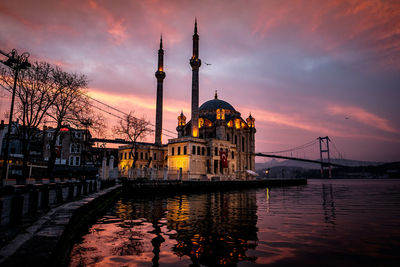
<box><xmin>215</xmin><ymin>147</ymin><xmax>218</xmax><ymax>156</ymax></box>
<box><xmin>172</xmin><ymin>147</ymin><xmax>175</xmax><ymax>156</ymax></box>
<box><xmin>145</xmin><ymin>152</ymin><xmax>148</xmax><ymax>160</ymax></box>
<box><xmin>120</xmin><ymin>153</ymin><xmax>123</xmax><ymax>160</ymax></box>
<box><xmin>184</xmin><ymin>146</ymin><xmax>187</xmax><ymax>155</ymax></box>
<box><xmin>154</xmin><ymin>152</ymin><xmax>157</xmax><ymax>160</ymax></box>
<box><xmin>202</xmin><ymin>147</ymin><xmax>205</xmax><ymax>155</ymax></box>
<box><xmin>231</xmin><ymin>151</ymin><xmax>234</xmax><ymax>159</ymax></box>
<box><xmin>242</xmin><ymin>137</ymin><xmax>245</xmax><ymax>152</ymax></box>
<box><xmin>192</xmin><ymin>145</ymin><xmax>196</xmax><ymax>155</ymax></box>
<box><xmin>178</xmin><ymin>147</ymin><xmax>181</xmax><ymax>155</ymax></box>
<box><xmin>48</xmin><ymin>132</ymin><xmax>52</xmax><ymax>137</ymax></box>
<box><xmin>69</xmin><ymin>156</ymin><xmax>80</xmax><ymax>166</ymax></box>
<box><xmin>135</xmin><ymin>152</ymin><xmax>138</xmax><ymax>159</ymax></box>
<box><xmin>140</xmin><ymin>152</ymin><xmax>143</xmax><ymax>160</ymax></box>
<box><xmin>124</xmin><ymin>152</ymin><xmax>127</xmax><ymax>159</ymax></box>
<box><xmin>207</xmin><ymin>147</ymin><xmax>211</xmax><ymax>156</ymax></box>
<box><xmin>197</xmin><ymin>146</ymin><xmax>200</xmax><ymax>155</ymax></box>
<box><xmin>75</xmin><ymin>132</ymin><xmax>81</xmax><ymax>139</ymax></box>
<box><xmin>227</xmin><ymin>133</ymin><xmax>230</xmax><ymax>141</ymax></box>
<box><xmin>235</xmin><ymin>135</ymin><xmax>237</xmax><ymax>145</ymax></box>
<box><xmin>129</xmin><ymin>152</ymin><xmax>132</xmax><ymax>159</ymax></box>
<box><xmin>70</xmin><ymin>143</ymin><xmax>81</xmax><ymax>153</ymax></box>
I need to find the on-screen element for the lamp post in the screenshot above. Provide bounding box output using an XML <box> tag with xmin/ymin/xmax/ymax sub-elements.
<box><xmin>0</xmin><ymin>49</ymin><xmax>31</xmax><ymax>186</ymax></box>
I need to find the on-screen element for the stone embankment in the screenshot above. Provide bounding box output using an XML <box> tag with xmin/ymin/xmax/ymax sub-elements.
<box><xmin>0</xmin><ymin>180</ymin><xmax>120</xmax><ymax>267</ymax></box>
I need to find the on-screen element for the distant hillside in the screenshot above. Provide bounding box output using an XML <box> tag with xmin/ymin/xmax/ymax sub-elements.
<box><xmin>255</xmin><ymin>158</ymin><xmax>383</xmax><ymax>171</ymax></box>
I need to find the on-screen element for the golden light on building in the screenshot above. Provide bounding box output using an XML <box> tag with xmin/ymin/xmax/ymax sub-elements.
<box><xmin>216</xmin><ymin>108</ymin><xmax>225</xmax><ymax>120</ymax></box>
<box><xmin>235</xmin><ymin>118</ymin><xmax>241</xmax><ymax>129</ymax></box>
<box><xmin>227</xmin><ymin>120</ymin><xmax>233</xmax><ymax>127</ymax></box>
<box><xmin>192</xmin><ymin>127</ymin><xmax>198</xmax><ymax>137</ymax></box>
<box><xmin>199</xmin><ymin>118</ymin><xmax>204</xmax><ymax>128</ymax></box>
<box><xmin>178</xmin><ymin>111</ymin><xmax>186</xmax><ymax>126</ymax></box>
<box><xmin>246</xmin><ymin>114</ymin><xmax>255</xmax><ymax>128</ymax></box>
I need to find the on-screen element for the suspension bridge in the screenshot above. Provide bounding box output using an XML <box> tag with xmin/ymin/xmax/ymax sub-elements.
<box><xmin>255</xmin><ymin>136</ymin><xmax>346</xmax><ymax>178</ymax></box>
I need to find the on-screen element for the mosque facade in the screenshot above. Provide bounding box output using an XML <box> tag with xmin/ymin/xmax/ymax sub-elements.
<box><xmin>118</xmin><ymin>21</ymin><xmax>256</xmax><ymax>180</ymax></box>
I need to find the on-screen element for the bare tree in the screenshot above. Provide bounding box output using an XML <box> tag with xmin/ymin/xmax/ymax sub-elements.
<box><xmin>113</xmin><ymin>111</ymin><xmax>153</xmax><ymax>174</ymax></box>
<box><xmin>0</xmin><ymin>62</ymin><xmax>60</xmax><ymax>183</ymax></box>
<box><xmin>45</xmin><ymin>67</ymin><xmax>90</xmax><ymax>176</ymax></box>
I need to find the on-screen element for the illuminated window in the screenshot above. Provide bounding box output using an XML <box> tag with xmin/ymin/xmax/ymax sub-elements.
<box><xmin>235</xmin><ymin>119</ymin><xmax>241</xmax><ymax>129</ymax></box>
<box><xmin>227</xmin><ymin>120</ymin><xmax>233</xmax><ymax>127</ymax></box>
<box><xmin>216</xmin><ymin>109</ymin><xmax>225</xmax><ymax>120</ymax></box>
<box><xmin>199</xmin><ymin>118</ymin><xmax>204</xmax><ymax>128</ymax></box>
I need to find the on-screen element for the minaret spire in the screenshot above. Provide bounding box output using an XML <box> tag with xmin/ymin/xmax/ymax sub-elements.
<box><xmin>155</xmin><ymin>35</ymin><xmax>166</xmax><ymax>145</ymax></box>
<box><xmin>190</xmin><ymin>18</ymin><xmax>201</xmax><ymax>137</ymax></box>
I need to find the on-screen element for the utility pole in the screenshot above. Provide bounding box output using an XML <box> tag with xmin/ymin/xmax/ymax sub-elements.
<box><xmin>0</xmin><ymin>49</ymin><xmax>31</xmax><ymax>186</ymax></box>
<box><xmin>319</xmin><ymin>136</ymin><xmax>331</xmax><ymax>178</ymax></box>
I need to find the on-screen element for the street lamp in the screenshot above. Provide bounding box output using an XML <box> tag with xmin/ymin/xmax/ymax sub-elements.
<box><xmin>0</xmin><ymin>48</ymin><xmax>31</xmax><ymax>185</ymax></box>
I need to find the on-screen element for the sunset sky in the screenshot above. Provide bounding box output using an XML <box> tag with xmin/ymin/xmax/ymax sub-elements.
<box><xmin>0</xmin><ymin>0</ymin><xmax>399</xmax><ymax>162</ymax></box>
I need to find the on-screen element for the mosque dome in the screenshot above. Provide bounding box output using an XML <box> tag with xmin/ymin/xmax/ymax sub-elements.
<box><xmin>199</xmin><ymin>91</ymin><xmax>236</xmax><ymax>112</ymax></box>
<box><xmin>199</xmin><ymin>91</ymin><xmax>241</xmax><ymax>123</ymax></box>
<box><xmin>199</xmin><ymin>98</ymin><xmax>236</xmax><ymax>112</ymax></box>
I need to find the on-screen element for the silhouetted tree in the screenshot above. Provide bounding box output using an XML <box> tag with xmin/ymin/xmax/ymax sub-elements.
<box><xmin>45</xmin><ymin>68</ymin><xmax>94</xmax><ymax>177</ymax></box>
<box><xmin>113</xmin><ymin>111</ymin><xmax>153</xmax><ymax>175</ymax></box>
<box><xmin>0</xmin><ymin>62</ymin><xmax>60</xmax><ymax>183</ymax></box>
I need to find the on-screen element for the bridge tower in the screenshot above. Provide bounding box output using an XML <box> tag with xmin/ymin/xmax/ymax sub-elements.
<box><xmin>319</xmin><ymin>136</ymin><xmax>332</xmax><ymax>178</ymax></box>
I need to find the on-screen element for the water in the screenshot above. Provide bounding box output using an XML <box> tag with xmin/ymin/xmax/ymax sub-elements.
<box><xmin>69</xmin><ymin>179</ymin><xmax>400</xmax><ymax>266</ymax></box>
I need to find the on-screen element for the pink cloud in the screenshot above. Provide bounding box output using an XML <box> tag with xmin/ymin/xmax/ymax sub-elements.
<box><xmin>87</xmin><ymin>0</ymin><xmax>128</xmax><ymax>44</ymax></box>
<box><xmin>327</xmin><ymin>105</ymin><xmax>398</xmax><ymax>133</ymax></box>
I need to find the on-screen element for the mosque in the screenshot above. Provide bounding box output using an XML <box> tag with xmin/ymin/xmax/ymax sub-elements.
<box><xmin>118</xmin><ymin>21</ymin><xmax>256</xmax><ymax>180</ymax></box>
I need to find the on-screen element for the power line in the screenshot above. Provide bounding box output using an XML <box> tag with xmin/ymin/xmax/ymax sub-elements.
<box><xmin>84</xmin><ymin>93</ymin><xmax>177</xmax><ymax>136</ymax></box>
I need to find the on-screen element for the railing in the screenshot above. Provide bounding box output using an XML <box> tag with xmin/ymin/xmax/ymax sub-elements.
<box><xmin>0</xmin><ymin>179</ymin><xmax>115</xmax><ymax>226</ymax></box>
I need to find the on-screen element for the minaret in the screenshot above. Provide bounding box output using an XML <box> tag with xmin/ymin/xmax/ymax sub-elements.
<box><xmin>190</xmin><ymin>18</ymin><xmax>201</xmax><ymax>137</ymax></box>
<box><xmin>155</xmin><ymin>35</ymin><xmax>165</xmax><ymax>145</ymax></box>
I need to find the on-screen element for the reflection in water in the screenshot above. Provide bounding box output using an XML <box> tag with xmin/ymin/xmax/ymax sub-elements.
<box><xmin>166</xmin><ymin>192</ymin><xmax>258</xmax><ymax>266</ymax></box>
<box><xmin>70</xmin><ymin>180</ymin><xmax>400</xmax><ymax>266</ymax></box>
<box><xmin>322</xmin><ymin>184</ymin><xmax>336</xmax><ymax>226</ymax></box>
